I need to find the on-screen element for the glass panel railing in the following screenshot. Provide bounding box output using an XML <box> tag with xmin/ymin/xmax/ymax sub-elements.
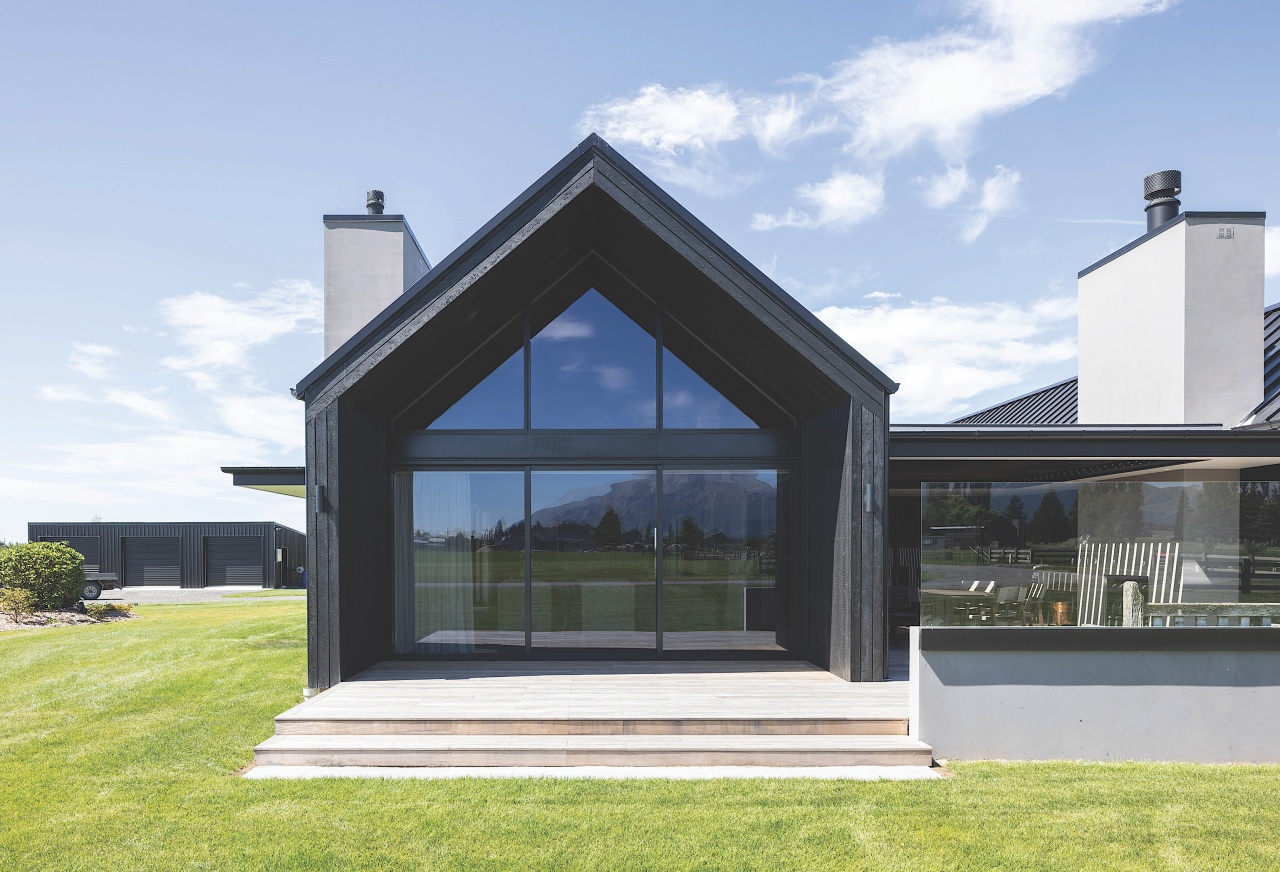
<box><xmin>915</xmin><ymin>481</ymin><xmax>1280</xmax><ymax>627</ymax></box>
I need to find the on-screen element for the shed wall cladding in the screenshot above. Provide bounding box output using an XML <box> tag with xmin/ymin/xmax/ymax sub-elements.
<box><xmin>26</xmin><ymin>523</ymin><xmax>306</xmax><ymax>589</ymax></box>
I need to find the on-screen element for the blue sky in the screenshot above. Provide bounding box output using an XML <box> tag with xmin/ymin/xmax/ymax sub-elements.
<box><xmin>2</xmin><ymin>1</ymin><xmax>1279</xmax><ymax>541</ymax></box>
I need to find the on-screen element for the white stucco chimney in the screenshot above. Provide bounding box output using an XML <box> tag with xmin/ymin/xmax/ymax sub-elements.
<box><xmin>322</xmin><ymin>190</ymin><xmax>430</xmax><ymax>358</ymax></box>
<box><xmin>1077</xmin><ymin>173</ymin><xmax>1265</xmax><ymax>426</ymax></box>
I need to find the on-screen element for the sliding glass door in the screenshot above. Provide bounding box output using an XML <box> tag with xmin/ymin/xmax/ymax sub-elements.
<box><xmin>395</xmin><ymin>467</ymin><xmax>784</xmax><ymax>656</ymax></box>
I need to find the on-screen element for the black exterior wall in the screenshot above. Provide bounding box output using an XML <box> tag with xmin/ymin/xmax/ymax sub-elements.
<box><xmin>297</xmin><ymin>136</ymin><xmax>896</xmax><ymax>690</ymax></box>
<box><xmin>26</xmin><ymin>521</ymin><xmax>306</xmax><ymax>589</ymax></box>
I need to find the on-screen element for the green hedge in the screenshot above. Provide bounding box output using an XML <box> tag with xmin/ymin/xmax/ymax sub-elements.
<box><xmin>0</xmin><ymin>541</ymin><xmax>86</xmax><ymax>609</ymax></box>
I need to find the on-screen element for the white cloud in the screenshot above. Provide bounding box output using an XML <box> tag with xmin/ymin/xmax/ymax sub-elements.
<box><xmin>919</xmin><ymin>163</ymin><xmax>972</xmax><ymax>209</ymax></box>
<box><xmin>577</xmin><ymin>85</ymin><xmax>754</xmax><ymax>196</ymax></box>
<box><xmin>158</xmin><ymin>279</ymin><xmax>322</xmax><ymax>380</ymax></box>
<box><xmin>102</xmin><ymin>389</ymin><xmax>175</xmax><ymax>423</ymax></box>
<box><xmin>577</xmin><ymin>0</ymin><xmax>1170</xmax><ymax>227</ymax></box>
<box><xmin>863</xmin><ymin>291</ymin><xmax>901</xmax><ymax>300</ymax></box>
<box><xmin>816</xmin><ymin>294</ymin><xmax>1077</xmax><ymax>419</ymax></box>
<box><xmin>67</xmin><ymin>342</ymin><xmax>120</xmax><ymax>379</ymax></box>
<box><xmin>536</xmin><ymin>318</ymin><xmax>594</xmax><ymax>341</ymax></box>
<box><xmin>752</xmin><ymin>171</ymin><xmax>884</xmax><ymax>231</ymax></box>
<box><xmin>594</xmin><ymin>365</ymin><xmax>630</xmax><ymax>392</ymax></box>
<box><xmin>961</xmin><ymin>165</ymin><xmax>1023</xmax><ymax>242</ymax></box>
<box><xmin>214</xmin><ymin>393</ymin><xmax>304</xmax><ymax>451</ymax></box>
<box><xmin>1266</xmin><ymin>227</ymin><xmax>1280</xmax><ymax>279</ymax></box>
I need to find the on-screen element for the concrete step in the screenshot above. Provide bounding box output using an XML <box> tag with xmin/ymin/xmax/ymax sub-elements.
<box><xmin>273</xmin><ymin>716</ymin><xmax>909</xmax><ymax>736</ymax></box>
<box><xmin>253</xmin><ymin>733</ymin><xmax>935</xmax><ymax>768</ymax></box>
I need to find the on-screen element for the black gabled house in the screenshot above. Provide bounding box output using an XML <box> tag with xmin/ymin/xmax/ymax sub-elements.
<box><xmin>292</xmin><ymin>136</ymin><xmax>897</xmax><ymax>690</ymax></box>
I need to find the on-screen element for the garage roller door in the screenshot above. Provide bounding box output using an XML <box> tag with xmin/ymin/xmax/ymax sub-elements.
<box><xmin>41</xmin><ymin>536</ymin><xmax>101</xmax><ymax>573</ymax></box>
<box><xmin>122</xmin><ymin>537</ymin><xmax>180</xmax><ymax>586</ymax></box>
<box><xmin>205</xmin><ymin>537</ymin><xmax>264</xmax><ymax>586</ymax></box>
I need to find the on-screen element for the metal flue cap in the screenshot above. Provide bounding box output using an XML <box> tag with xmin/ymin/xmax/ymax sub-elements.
<box><xmin>366</xmin><ymin>190</ymin><xmax>385</xmax><ymax>215</ymax></box>
<box><xmin>1143</xmin><ymin>170</ymin><xmax>1181</xmax><ymax>203</ymax></box>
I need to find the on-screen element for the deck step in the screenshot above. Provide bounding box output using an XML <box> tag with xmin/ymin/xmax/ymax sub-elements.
<box><xmin>254</xmin><ymin>733</ymin><xmax>934</xmax><ymax>768</ymax></box>
<box><xmin>273</xmin><ymin>716</ymin><xmax>908</xmax><ymax>736</ymax></box>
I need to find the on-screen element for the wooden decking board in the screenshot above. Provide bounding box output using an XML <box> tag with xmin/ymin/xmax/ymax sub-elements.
<box><xmin>257</xmin><ymin>660</ymin><xmax>929</xmax><ymax>771</ymax></box>
<box><xmin>279</xmin><ymin>660</ymin><xmax>908</xmax><ymax>723</ymax></box>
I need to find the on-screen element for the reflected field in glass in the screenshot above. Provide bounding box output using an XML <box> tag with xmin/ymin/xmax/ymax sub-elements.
<box><xmin>397</xmin><ymin>471</ymin><xmax>525</xmax><ymax>654</ymax></box>
<box><xmin>531</xmin><ymin>470</ymin><xmax>657</xmax><ymax>648</ymax></box>
<box><xmin>663</xmin><ymin>470</ymin><xmax>782</xmax><ymax>650</ymax></box>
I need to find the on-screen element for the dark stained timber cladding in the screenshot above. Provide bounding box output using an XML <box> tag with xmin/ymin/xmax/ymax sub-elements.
<box><xmin>305</xmin><ymin>413</ymin><xmax>321</xmax><ymax>689</ymax></box>
<box><xmin>860</xmin><ymin>406</ymin><xmax>887</xmax><ymax>681</ymax></box>
<box><xmin>337</xmin><ymin>401</ymin><xmax>393</xmax><ymax>681</ymax></box>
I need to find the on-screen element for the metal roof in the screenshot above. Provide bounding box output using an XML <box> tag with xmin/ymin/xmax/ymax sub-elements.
<box><xmin>950</xmin><ymin>377</ymin><xmax>1078</xmax><ymax>425</ymax></box>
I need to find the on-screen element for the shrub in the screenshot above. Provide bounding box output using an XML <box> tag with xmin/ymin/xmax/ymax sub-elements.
<box><xmin>0</xmin><ymin>541</ymin><xmax>86</xmax><ymax>609</ymax></box>
<box><xmin>85</xmin><ymin>602</ymin><xmax>133</xmax><ymax>620</ymax></box>
<box><xmin>0</xmin><ymin>587</ymin><xmax>37</xmax><ymax>621</ymax></box>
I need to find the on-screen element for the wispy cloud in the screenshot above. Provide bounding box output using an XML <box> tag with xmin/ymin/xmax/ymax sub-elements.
<box><xmin>863</xmin><ymin>291</ymin><xmax>901</xmax><ymax>300</ymax></box>
<box><xmin>919</xmin><ymin>163</ymin><xmax>973</xmax><ymax>209</ymax></box>
<box><xmin>536</xmin><ymin>318</ymin><xmax>594</xmax><ymax>341</ymax></box>
<box><xmin>577</xmin><ymin>0</ymin><xmax>1171</xmax><ymax>230</ymax></box>
<box><xmin>67</xmin><ymin>342</ymin><xmax>120</xmax><ymax>379</ymax></box>
<box><xmin>159</xmin><ymin>279</ymin><xmax>321</xmax><ymax>380</ymax></box>
<box><xmin>961</xmin><ymin>165</ymin><xmax>1023</xmax><ymax>242</ymax></box>
<box><xmin>816</xmin><ymin>294</ymin><xmax>1078</xmax><ymax>419</ymax></box>
<box><xmin>752</xmin><ymin>171</ymin><xmax>884</xmax><ymax>231</ymax></box>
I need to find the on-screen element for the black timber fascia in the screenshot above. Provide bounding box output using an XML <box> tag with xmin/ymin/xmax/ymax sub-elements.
<box><xmin>220</xmin><ymin>466</ymin><xmax>307</xmax><ymax>488</ymax></box>
<box><xmin>1078</xmin><ymin>211</ymin><xmax>1268</xmax><ymax>279</ymax></box>
<box><xmin>889</xmin><ymin>426</ymin><xmax>1280</xmax><ymax>460</ymax></box>
<box><xmin>294</xmin><ymin>134</ymin><xmax>898</xmax><ymax>406</ymax></box>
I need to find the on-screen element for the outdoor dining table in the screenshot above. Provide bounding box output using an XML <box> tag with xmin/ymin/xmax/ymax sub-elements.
<box><xmin>920</xmin><ymin>588</ymin><xmax>994</xmax><ymax>624</ymax></box>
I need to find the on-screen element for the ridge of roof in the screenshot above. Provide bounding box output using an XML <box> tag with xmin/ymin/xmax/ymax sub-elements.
<box><xmin>294</xmin><ymin>134</ymin><xmax>897</xmax><ymax>401</ymax></box>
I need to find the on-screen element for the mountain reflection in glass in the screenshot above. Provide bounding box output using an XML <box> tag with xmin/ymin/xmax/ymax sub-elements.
<box><xmin>531</xmin><ymin>290</ymin><xmax>657</xmax><ymax>429</ymax></box>
<box><xmin>396</xmin><ymin>471</ymin><xmax>525</xmax><ymax>653</ymax></box>
<box><xmin>530</xmin><ymin>471</ymin><xmax>657</xmax><ymax>648</ymax></box>
<box><xmin>662</xmin><ymin>470</ymin><xmax>781</xmax><ymax>650</ymax></box>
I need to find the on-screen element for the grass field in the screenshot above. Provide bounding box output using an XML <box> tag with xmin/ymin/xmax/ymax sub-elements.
<box><xmin>3</xmin><ymin>599</ymin><xmax>1280</xmax><ymax>870</ymax></box>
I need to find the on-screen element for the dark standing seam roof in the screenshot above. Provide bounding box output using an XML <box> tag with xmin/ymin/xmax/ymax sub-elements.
<box><xmin>950</xmin><ymin>377</ymin><xmax>1079</xmax><ymax>425</ymax></box>
<box><xmin>1265</xmin><ymin>302</ymin><xmax>1280</xmax><ymax>402</ymax></box>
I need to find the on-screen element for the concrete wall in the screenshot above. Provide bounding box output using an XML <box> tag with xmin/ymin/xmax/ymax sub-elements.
<box><xmin>1077</xmin><ymin>215</ymin><xmax>1264</xmax><ymax>426</ymax></box>
<box><xmin>1183</xmin><ymin>216</ymin><xmax>1264</xmax><ymax>426</ymax></box>
<box><xmin>910</xmin><ymin>627</ymin><xmax>1280</xmax><ymax>762</ymax></box>
<box><xmin>1078</xmin><ymin>222</ymin><xmax>1186</xmax><ymax>424</ymax></box>
<box><xmin>323</xmin><ymin>217</ymin><xmax>430</xmax><ymax>357</ymax></box>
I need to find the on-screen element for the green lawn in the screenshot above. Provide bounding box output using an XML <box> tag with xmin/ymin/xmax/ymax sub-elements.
<box><xmin>2</xmin><ymin>600</ymin><xmax>1279</xmax><ymax>871</ymax></box>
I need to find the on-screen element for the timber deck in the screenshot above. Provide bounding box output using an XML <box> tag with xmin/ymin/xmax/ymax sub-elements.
<box><xmin>254</xmin><ymin>660</ymin><xmax>931</xmax><ymax>770</ymax></box>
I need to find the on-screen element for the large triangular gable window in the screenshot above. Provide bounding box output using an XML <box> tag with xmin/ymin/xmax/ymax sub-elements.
<box><xmin>417</xmin><ymin>288</ymin><xmax>786</xmax><ymax>430</ymax></box>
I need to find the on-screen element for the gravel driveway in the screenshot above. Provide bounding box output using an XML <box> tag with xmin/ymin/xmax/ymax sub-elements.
<box><xmin>95</xmin><ymin>586</ymin><xmax>305</xmax><ymax>604</ymax></box>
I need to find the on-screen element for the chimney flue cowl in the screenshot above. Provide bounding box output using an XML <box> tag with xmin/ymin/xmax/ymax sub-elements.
<box><xmin>366</xmin><ymin>190</ymin><xmax>385</xmax><ymax>215</ymax></box>
<box><xmin>1143</xmin><ymin>170</ymin><xmax>1181</xmax><ymax>233</ymax></box>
